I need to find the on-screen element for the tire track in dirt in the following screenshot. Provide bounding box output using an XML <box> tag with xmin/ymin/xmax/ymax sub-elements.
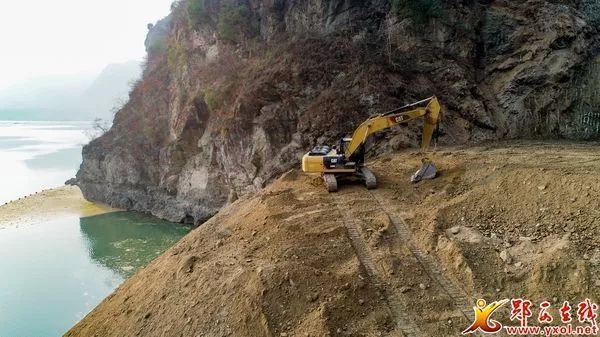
<box><xmin>332</xmin><ymin>193</ymin><xmax>425</xmax><ymax>337</ymax></box>
<box><xmin>369</xmin><ymin>190</ymin><xmax>474</xmax><ymax>322</ymax></box>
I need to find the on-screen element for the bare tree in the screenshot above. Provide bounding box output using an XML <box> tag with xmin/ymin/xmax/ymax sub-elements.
<box><xmin>84</xmin><ymin>118</ymin><xmax>111</xmax><ymax>141</ymax></box>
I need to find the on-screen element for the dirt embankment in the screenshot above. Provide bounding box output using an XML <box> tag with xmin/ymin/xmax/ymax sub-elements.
<box><xmin>67</xmin><ymin>142</ymin><xmax>600</xmax><ymax>337</ymax></box>
<box><xmin>0</xmin><ymin>186</ymin><xmax>115</xmax><ymax>227</ymax></box>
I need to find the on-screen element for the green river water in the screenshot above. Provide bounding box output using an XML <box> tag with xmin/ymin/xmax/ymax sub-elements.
<box><xmin>0</xmin><ymin>212</ymin><xmax>190</xmax><ymax>337</ymax></box>
<box><xmin>0</xmin><ymin>121</ymin><xmax>191</xmax><ymax>337</ymax></box>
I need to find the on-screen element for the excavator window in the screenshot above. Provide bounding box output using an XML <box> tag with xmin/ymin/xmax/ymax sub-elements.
<box><xmin>309</xmin><ymin>146</ymin><xmax>331</xmax><ymax>156</ymax></box>
<box><xmin>339</xmin><ymin>138</ymin><xmax>351</xmax><ymax>155</ymax></box>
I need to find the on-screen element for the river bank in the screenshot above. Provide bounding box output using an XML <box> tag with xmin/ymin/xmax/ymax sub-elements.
<box><xmin>0</xmin><ymin>186</ymin><xmax>116</xmax><ymax>227</ymax></box>
<box><xmin>0</xmin><ymin>185</ymin><xmax>191</xmax><ymax>337</ymax></box>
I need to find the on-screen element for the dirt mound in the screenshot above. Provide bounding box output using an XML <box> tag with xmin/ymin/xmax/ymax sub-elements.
<box><xmin>67</xmin><ymin>142</ymin><xmax>600</xmax><ymax>336</ymax></box>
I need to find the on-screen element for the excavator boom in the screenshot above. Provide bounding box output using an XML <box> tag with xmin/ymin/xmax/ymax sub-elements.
<box><xmin>344</xmin><ymin>96</ymin><xmax>441</xmax><ymax>160</ymax></box>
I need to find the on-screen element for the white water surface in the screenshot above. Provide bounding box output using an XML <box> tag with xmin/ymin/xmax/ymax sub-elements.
<box><xmin>0</xmin><ymin>121</ymin><xmax>91</xmax><ymax>204</ymax></box>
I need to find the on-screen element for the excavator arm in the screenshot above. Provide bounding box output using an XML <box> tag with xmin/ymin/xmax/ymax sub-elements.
<box><xmin>344</xmin><ymin>96</ymin><xmax>441</xmax><ymax>160</ymax></box>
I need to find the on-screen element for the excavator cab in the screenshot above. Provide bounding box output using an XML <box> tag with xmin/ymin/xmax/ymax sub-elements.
<box><xmin>338</xmin><ymin>137</ymin><xmax>351</xmax><ymax>155</ymax></box>
<box><xmin>308</xmin><ymin>146</ymin><xmax>331</xmax><ymax>156</ymax></box>
<box><xmin>303</xmin><ymin>146</ymin><xmax>354</xmax><ymax>173</ymax></box>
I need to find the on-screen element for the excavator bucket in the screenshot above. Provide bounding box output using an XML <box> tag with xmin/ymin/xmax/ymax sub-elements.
<box><xmin>411</xmin><ymin>159</ymin><xmax>437</xmax><ymax>183</ymax></box>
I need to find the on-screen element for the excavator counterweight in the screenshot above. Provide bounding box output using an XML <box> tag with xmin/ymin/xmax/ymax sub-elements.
<box><xmin>302</xmin><ymin>97</ymin><xmax>442</xmax><ymax>192</ymax></box>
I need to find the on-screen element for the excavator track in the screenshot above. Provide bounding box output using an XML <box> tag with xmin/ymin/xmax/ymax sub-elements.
<box><xmin>323</xmin><ymin>174</ymin><xmax>338</xmax><ymax>192</ymax></box>
<box><xmin>332</xmin><ymin>195</ymin><xmax>425</xmax><ymax>337</ymax></box>
<box><xmin>369</xmin><ymin>190</ymin><xmax>474</xmax><ymax>322</ymax></box>
<box><xmin>330</xmin><ymin>183</ymin><xmax>478</xmax><ymax>335</ymax></box>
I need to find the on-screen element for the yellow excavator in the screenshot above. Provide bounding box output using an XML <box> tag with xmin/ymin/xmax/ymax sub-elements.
<box><xmin>302</xmin><ymin>96</ymin><xmax>442</xmax><ymax>192</ymax></box>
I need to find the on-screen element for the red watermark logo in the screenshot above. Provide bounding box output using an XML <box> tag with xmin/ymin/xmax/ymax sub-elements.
<box><xmin>463</xmin><ymin>298</ymin><xmax>599</xmax><ymax>335</ymax></box>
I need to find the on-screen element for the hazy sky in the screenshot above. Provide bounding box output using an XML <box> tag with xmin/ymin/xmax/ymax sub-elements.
<box><xmin>0</xmin><ymin>0</ymin><xmax>174</xmax><ymax>89</ymax></box>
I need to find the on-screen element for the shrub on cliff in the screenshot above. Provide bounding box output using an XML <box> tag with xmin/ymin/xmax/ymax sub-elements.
<box><xmin>148</xmin><ymin>40</ymin><xmax>167</xmax><ymax>55</ymax></box>
<box><xmin>390</xmin><ymin>0</ymin><xmax>443</xmax><ymax>23</ymax></box>
<box><xmin>217</xmin><ymin>3</ymin><xmax>252</xmax><ymax>43</ymax></box>
<box><xmin>167</xmin><ymin>41</ymin><xmax>187</xmax><ymax>72</ymax></box>
<box><xmin>203</xmin><ymin>87</ymin><xmax>221</xmax><ymax>111</ymax></box>
<box><xmin>202</xmin><ymin>80</ymin><xmax>237</xmax><ymax>111</ymax></box>
<box><xmin>188</xmin><ymin>0</ymin><xmax>208</xmax><ymax>28</ymax></box>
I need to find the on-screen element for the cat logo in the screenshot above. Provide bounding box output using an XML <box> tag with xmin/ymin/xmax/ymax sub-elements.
<box><xmin>394</xmin><ymin>115</ymin><xmax>408</xmax><ymax>123</ymax></box>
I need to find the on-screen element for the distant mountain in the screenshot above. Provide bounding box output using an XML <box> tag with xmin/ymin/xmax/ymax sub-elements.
<box><xmin>0</xmin><ymin>61</ymin><xmax>142</xmax><ymax>121</ymax></box>
<box><xmin>78</xmin><ymin>60</ymin><xmax>143</xmax><ymax>120</ymax></box>
<box><xmin>0</xmin><ymin>74</ymin><xmax>94</xmax><ymax>120</ymax></box>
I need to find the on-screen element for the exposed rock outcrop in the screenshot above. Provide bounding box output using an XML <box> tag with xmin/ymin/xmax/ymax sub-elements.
<box><xmin>76</xmin><ymin>0</ymin><xmax>600</xmax><ymax>222</ymax></box>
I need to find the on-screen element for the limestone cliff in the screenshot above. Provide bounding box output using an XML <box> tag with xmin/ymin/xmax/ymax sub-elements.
<box><xmin>76</xmin><ymin>0</ymin><xmax>600</xmax><ymax>223</ymax></box>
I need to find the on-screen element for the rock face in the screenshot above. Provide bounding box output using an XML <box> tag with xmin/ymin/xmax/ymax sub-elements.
<box><xmin>76</xmin><ymin>0</ymin><xmax>600</xmax><ymax>223</ymax></box>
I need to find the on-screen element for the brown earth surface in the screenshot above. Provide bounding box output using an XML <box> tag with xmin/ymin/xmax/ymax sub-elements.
<box><xmin>67</xmin><ymin>142</ymin><xmax>600</xmax><ymax>337</ymax></box>
<box><xmin>0</xmin><ymin>186</ymin><xmax>116</xmax><ymax>227</ymax></box>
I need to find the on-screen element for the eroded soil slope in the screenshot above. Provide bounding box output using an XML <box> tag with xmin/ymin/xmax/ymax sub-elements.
<box><xmin>67</xmin><ymin>143</ymin><xmax>600</xmax><ymax>337</ymax></box>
